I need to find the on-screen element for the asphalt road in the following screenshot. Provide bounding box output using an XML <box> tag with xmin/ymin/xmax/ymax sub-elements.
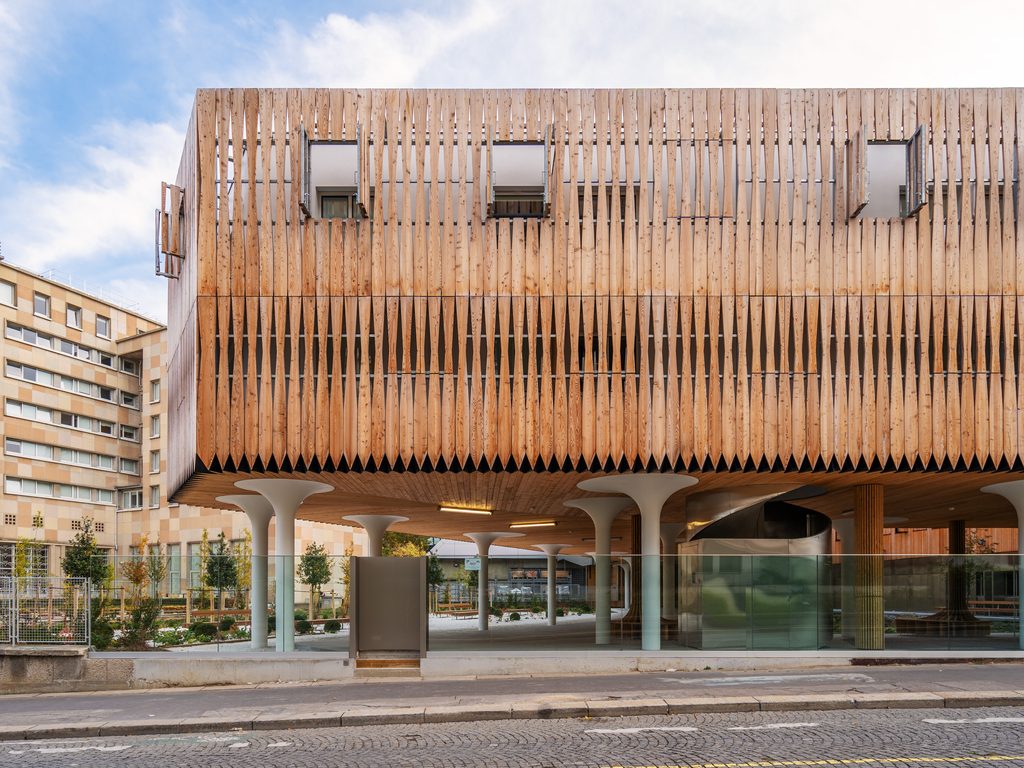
<box><xmin>0</xmin><ymin>706</ymin><xmax>1022</xmax><ymax>767</ymax></box>
<box><xmin>1</xmin><ymin>663</ymin><xmax>1023</xmax><ymax>726</ymax></box>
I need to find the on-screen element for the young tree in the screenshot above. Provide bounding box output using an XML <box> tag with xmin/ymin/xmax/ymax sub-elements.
<box><xmin>234</xmin><ymin>529</ymin><xmax>252</xmax><ymax>609</ymax></box>
<box><xmin>298</xmin><ymin>542</ymin><xmax>331</xmax><ymax>615</ymax></box>
<box><xmin>381</xmin><ymin>531</ymin><xmax>433</xmax><ymax>556</ymax></box>
<box><xmin>61</xmin><ymin>518</ymin><xmax>112</xmax><ymax>588</ymax></box>
<box><xmin>120</xmin><ymin>535</ymin><xmax>151</xmax><ymax>607</ymax></box>
<box><xmin>198</xmin><ymin>528</ymin><xmax>212</xmax><ymax>609</ymax></box>
<box><xmin>338</xmin><ymin>543</ymin><xmax>354</xmax><ymax>614</ymax></box>
<box><xmin>205</xmin><ymin>533</ymin><xmax>237</xmax><ymax>608</ymax></box>
<box><xmin>146</xmin><ymin>540</ymin><xmax>167</xmax><ymax>599</ymax></box>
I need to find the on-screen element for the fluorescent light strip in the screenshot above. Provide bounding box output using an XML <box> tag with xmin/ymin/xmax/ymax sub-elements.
<box><xmin>509</xmin><ymin>521</ymin><xmax>556</xmax><ymax>529</ymax></box>
<box><xmin>439</xmin><ymin>506</ymin><xmax>492</xmax><ymax>516</ymax></box>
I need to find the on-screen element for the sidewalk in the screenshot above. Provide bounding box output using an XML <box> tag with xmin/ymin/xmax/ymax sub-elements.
<box><xmin>1</xmin><ymin>663</ymin><xmax>1022</xmax><ymax>742</ymax></box>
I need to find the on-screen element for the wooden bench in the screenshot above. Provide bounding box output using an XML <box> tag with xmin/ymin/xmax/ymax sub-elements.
<box><xmin>435</xmin><ymin>602</ymin><xmax>476</xmax><ymax>618</ymax></box>
<box><xmin>968</xmin><ymin>599</ymin><xmax>1019</xmax><ymax>617</ymax></box>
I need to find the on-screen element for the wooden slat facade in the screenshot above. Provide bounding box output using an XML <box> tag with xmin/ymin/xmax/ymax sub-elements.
<box><xmin>164</xmin><ymin>88</ymin><xmax>1024</xmax><ymax>539</ymax></box>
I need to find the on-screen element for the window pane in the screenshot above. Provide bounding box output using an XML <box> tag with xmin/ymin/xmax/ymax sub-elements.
<box><xmin>66</xmin><ymin>305</ymin><xmax>82</xmax><ymax>328</ymax></box>
<box><xmin>33</xmin><ymin>293</ymin><xmax>50</xmax><ymax>317</ymax></box>
<box><xmin>0</xmin><ymin>281</ymin><xmax>14</xmax><ymax>306</ymax></box>
<box><xmin>96</xmin><ymin>316</ymin><xmax>110</xmax><ymax>338</ymax></box>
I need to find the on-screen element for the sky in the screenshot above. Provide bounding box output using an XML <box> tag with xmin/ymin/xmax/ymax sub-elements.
<box><xmin>0</xmin><ymin>0</ymin><xmax>1021</xmax><ymax>323</ymax></box>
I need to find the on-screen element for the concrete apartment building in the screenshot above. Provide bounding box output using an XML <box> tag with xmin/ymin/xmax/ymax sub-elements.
<box><xmin>0</xmin><ymin>259</ymin><xmax>364</xmax><ymax>591</ymax></box>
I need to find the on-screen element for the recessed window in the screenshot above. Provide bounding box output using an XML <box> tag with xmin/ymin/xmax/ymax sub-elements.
<box><xmin>150</xmin><ymin>449</ymin><xmax>160</xmax><ymax>474</ymax></box>
<box><xmin>96</xmin><ymin>315</ymin><xmax>111</xmax><ymax>338</ymax></box>
<box><xmin>66</xmin><ymin>304</ymin><xmax>82</xmax><ymax>329</ymax></box>
<box><xmin>300</xmin><ymin>134</ymin><xmax>366</xmax><ymax>220</ymax></box>
<box><xmin>121</xmin><ymin>358</ymin><xmax>139</xmax><ymax>376</ymax></box>
<box><xmin>488</xmin><ymin>137</ymin><xmax>551</xmax><ymax>218</ymax></box>
<box><xmin>150</xmin><ymin>415</ymin><xmax>160</xmax><ymax>437</ymax></box>
<box><xmin>120</xmin><ymin>458</ymin><xmax>140</xmax><ymax>475</ymax></box>
<box><xmin>149</xmin><ymin>379</ymin><xmax>160</xmax><ymax>403</ymax></box>
<box><xmin>119</xmin><ymin>424</ymin><xmax>139</xmax><ymax>441</ymax></box>
<box><xmin>119</xmin><ymin>488</ymin><xmax>143</xmax><ymax>510</ymax></box>
<box><xmin>0</xmin><ymin>280</ymin><xmax>14</xmax><ymax>307</ymax></box>
<box><xmin>121</xmin><ymin>391</ymin><xmax>139</xmax><ymax>409</ymax></box>
<box><xmin>33</xmin><ymin>292</ymin><xmax>50</xmax><ymax>318</ymax></box>
<box><xmin>149</xmin><ymin>484</ymin><xmax>160</xmax><ymax>509</ymax></box>
<box><xmin>848</xmin><ymin>125</ymin><xmax>927</xmax><ymax>219</ymax></box>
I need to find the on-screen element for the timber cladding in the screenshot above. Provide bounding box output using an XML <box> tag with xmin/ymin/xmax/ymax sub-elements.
<box><xmin>165</xmin><ymin>88</ymin><xmax>1024</xmax><ymax>502</ymax></box>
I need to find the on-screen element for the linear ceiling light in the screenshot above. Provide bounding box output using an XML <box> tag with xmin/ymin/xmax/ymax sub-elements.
<box><xmin>509</xmin><ymin>520</ymin><xmax>556</xmax><ymax>529</ymax></box>
<box><xmin>439</xmin><ymin>505</ymin><xmax>492</xmax><ymax>516</ymax></box>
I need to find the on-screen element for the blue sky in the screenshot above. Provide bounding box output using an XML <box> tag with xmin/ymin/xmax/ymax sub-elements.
<box><xmin>0</xmin><ymin>0</ymin><xmax>1019</xmax><ymax>322</ymax></box>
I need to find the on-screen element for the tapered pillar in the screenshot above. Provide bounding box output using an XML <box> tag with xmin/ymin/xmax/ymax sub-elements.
<box><xmin>660</xmin><ymin>522</ymin><xmax>685</xmax><ymax>619</ymax></box>
<box><xmin>565</xmin><ymin>497</ymin><xmax>634</xmax><ymax>644</ymax></box>
<box><xmin>217</xmin><ymin>494</ymin><xmax>273</xmax><ymax>650</ymax></box>
<box><xmin>235</xmin><ymin>479</ymin><xmax>332</xmax><ymax>652</ymax></box>
<box><xmin>832</xmin><ymin>518</ymin><xmax>856</xmax><ymax>641</ymax></box>
<box><xmin>981</xmin><ymin>481</ymin><xmax>1024</xmax><ymax>649</ymax></box>
<box><xmin>342</xmin><ymin>515</ymin><xmax>409</xmax><ymax>557</ymax></box>
<box><xmin>578</xmin><ymin>474</ymin><xmax>698</xmax><ymax>650</ymax></box>
<box><xmin>465</xmin><ymin>532</ymin><xmax>524</xmax><ymax>631</ymax></box>
<box><xmin>535</xmin><ymin>544</ymin><xmax>570</xmax><ymax>625</ymax></box>
<box><xmin>854</xmin><ymin>485</ymin><xmax>885</xmax><ymax>651</ymax></box>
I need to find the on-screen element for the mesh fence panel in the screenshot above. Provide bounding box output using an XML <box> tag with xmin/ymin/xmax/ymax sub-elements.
<box><xmin>12</xmin><ymin>577</ymin><xmax>90</xmax><ymax>645</ymax></box>
<box><xmin>0</xmin><ymin>577</ymin><xmax>11</xmax><ymax>644</ymax></box>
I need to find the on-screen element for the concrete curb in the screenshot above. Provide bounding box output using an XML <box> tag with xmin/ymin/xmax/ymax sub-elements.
<box><xmin>1</xmin><ymin>690</ymin><xmax>1023</xmax><ymax>742</ymax></box>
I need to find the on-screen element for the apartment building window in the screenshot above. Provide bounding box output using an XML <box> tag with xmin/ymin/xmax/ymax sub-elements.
<box><xmin>3</xmin><ymin>513</ymin><xmax>15</xmax><ymax>525</ymax></box>
<box><xmin>66</xmin><ymin>304</ymin><xmax>82</xmax><ymax>329</ymax></box>
<box><xmin>149</xmin><ymin>485</ymin><xmax>160</xmax><ymax>508</ymax></box>
<box><xmin>57</xmin><ymin>411</ymin><xmax>115</xmax><ymax>436</ymax></box>
<box><xmin>5</xmin><ymin>361</ymin><xmax>119</xmax><ymax>404</ymax></box>
<box><xmin>0</xmin><ymin>280</ymin><xmax>14</xmax><ymax>307</ymax></box>
<box><xmin>187</xmin><ymin>542</ymin><xmax>202</xmax><ymax>588</ymax></box>
<box><xmin>33</xmin><ymin>293</ymin><xmax>50</xmax><ymax>318</ymax></box>
<box><xmin>4</xmin><ymin>437</ymin><xmax>115</xmax><ymax>471</ymax></box>
<box><xmin>0</xmin><ymin>542</ymin><xmax>48</xmax><ymax>578</ymax></box>
<box><xmin>487</xmin><ymin>134</ymin><xmax>552</xmax><ymax>218</ymax></box>
<box><xmin>150</xmin><ymin>415</ymin><xmax>160</xmax><ymax>437</ymax></box>
<box><xmin>166</xmin><ymin>543</ymin><xmax>181</xmax><ymax>594</ymax></box>
<box><xmin>149</xmin><ymin>379</ymin><xmax>160</xmax><ymax>403</ymax></box>
<box><xmin>150</xmin><ymin>450</ymin><xmax>160</xmax><ymax>474</ymax></box>
<box><xmin>6</xmin><ymin>322</ymin><xmax>115</xmax><ymax>368</ymax></box>
<box><xmin>120</xmin><ymin>458</ymin><xmax>140</xmax><ymax>475</ymax></box>
<box><xmin>121</xmin><ymin>358</ymin><xmax>139</xmax><ymax>376</ymax></box>
<box><xmin>5</xmin><ymin>477</ymin><xmax>114</xmax><ymax>505</ymax></box>
<box><xmin>121</xmin><ymin>392</ymin><xmax>140</xmax><ymax>409</ymax></box>
<box><xmin>119</xmin><ymin>424</ymin><xmax>139</xmax><ymax>441</ymax></box>
<box><xmin>119</xmin><ymin>488</ymin><xmax>143</xmax><ymax>510</ymax></box>
<box><xmin>96</xmin><ymin>315</ymin><xmax>110</xmax><ymax>339</ymax></box>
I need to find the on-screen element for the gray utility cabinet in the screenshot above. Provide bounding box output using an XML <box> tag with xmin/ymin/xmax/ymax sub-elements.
<box><xmin>349</xmin><ymin>556</ymin><xmax>428</xmax><ymax>659</ymax></box>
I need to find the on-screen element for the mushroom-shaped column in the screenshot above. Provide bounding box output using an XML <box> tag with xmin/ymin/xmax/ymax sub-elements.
<box><xmin>464</xmin><ymin>532</ymin><xmax>524</xmax><ymax>631</ymax></box>
<box><xmin>535</xmin><ymin>544</ymin><xmax>571</xmax><ymax>626</ymax></box>
<box><xmin>981</xmin><ymin>480</ymin><xmax>1024</xmax><ymax>649</ymax></box>
<box><xmin>565</xmin><ymin>497</ymin><xmax>634</xmax><ymax>644</ymax></box>
<box><xmin>578</xmin><ymin>474</ymin><xmax>698</xmax><ymax>650</ymax></box>
<box><xmin>659</xmin><ymin>522</ymin><xmax>686</xmax><ymax>619</ymax></box>
<box><xmin>342</xmin><ymin>515</ymin><xmax>410</xmax><ymax>557</ymax></box>
<box><xmin>235</xmin><ymin>479</ymin><xmax>333</xmax><ymax>652</ymax></box>
<box><xmin>217</xmin><ymin>495</ymin><xmax>274</xmax><ymax>650</ymax></box>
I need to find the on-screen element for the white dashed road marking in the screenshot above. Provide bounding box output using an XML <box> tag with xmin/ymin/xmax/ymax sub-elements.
<box><xmin>585</xmin><ymin>726</ymin><xmax>700</xmax><ymax>735</ymax></box>
<box><xmin>655</xmin><ymin>673</ymin><xmax>875</xmax><ymax>687</ymax></box>
<box><xmin>26</xmin><ymin>745</ymin><xmax>131</xmax><ymax>754</ymax></box>
<box><xmin>727</xmin><ymin>722</ymin><xmax>819</xmax><ymax>731</ymax></box>
<box><xmin>228</xmin><ymin>742</ymin><xmax>249</xmax><ymax>749</ymax></box>
<box><xmin>268</xmin><ymin>741</ymin><xmax>292</xmax><ymax>748</ymax></box>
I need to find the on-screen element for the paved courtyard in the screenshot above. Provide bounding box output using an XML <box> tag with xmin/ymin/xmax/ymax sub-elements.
<box><xmin>0</xmin><ymin>706</ymin><xmax>1022</xmax><ymax>767</ymax></box>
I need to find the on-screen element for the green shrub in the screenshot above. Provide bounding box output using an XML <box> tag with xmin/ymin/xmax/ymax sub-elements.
<box><xmin>295</xmin><ymin>619</ymin><xmax>312</xmax><ymax>635</ymax></box>
<box><xmin>324</xmin><ymin>619</ymin><xmax>341</xmax><ymax>633</ymax></box>
<box><xmin>488</xmin><ymin>606</ymin><xmax>501</xmax><ymax>617</ymax></box>
<box><xmin>556</xmin><ymin>607</ymin><xmax>565</xmax><ymax>617</ymax></box>
<box><xmin>154</xmin><ymin>628</ymin><xmax>183</xmax><ymax>646</ymax></box>
<box><xmin>293</xmin><ymin>609</ymin><xmax>308</xmax><ymax>621</ymax></box>
<box><xmin>91</xmin><ymin>619</ymin><xmax>114</xmax><ymax>650</ymax></box>
<box><xmin>508</xmin><ymin>611</ymin><xmax>521</xmax><ymax>621</ymax></box>
<box><xmin>218</xmin><ymin>617</ymin><xmax>236</xmax><ymax>633</ymax></box>
<box><xmin>119</xmin><ymin>599</ymin><xmax>162</xmax><ymax>650</ymax></box>
<box><xmin>190</xmin><ymin>621</ymin><xmax>217</xmax><ymax>640</ymax></box>
<box><xmin>267</xmin><ymin>615</ymin><xmax>276</xmax><ymax>633</ymax></box>
<box><xmin>319</xmin><ymin>609</ymin><xmax>333</xmax><ymax>620</ymax></box>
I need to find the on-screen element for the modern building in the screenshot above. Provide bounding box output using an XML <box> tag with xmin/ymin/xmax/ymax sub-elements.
<box><xmin>0</xmin><ymin>260</ymin><xmax>365</xmax><ymax>593</ymax></box>
<box><xmin>158</xmin><ymin>88</ymin><xmax>1024</xmax><ymax>654</ymax></box>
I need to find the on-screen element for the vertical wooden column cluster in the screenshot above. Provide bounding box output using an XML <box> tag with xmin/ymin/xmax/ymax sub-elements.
<box><xmin>164</xmin><ymin>88</ymin><xmax>1024</xmax><ymax>500</ymax></box>
<box><xmin>853</xmin><ymin>484</ymin><xmax>885</xmax><ymax>651</ymax></box>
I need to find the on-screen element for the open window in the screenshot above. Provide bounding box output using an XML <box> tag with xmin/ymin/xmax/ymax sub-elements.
<box><xmin>155</xmin><ymin>181</ymin><xmax>184</xmax><ymax>278</ymax></box>
<box><xmin>299</xmin><ymin>125</ymin><xmax>369</xmax><ymax>220</ymax></box>
<box><xmin>847</xmin><ymin>125</ymin><xmax>927</xmax><ymax>219</ymax></box>
<box><xmin>487</xmin><ymin>127</ymin><xmax>551</xmax><ymax>218</ymax></box>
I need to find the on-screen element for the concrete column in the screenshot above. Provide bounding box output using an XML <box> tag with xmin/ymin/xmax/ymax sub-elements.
<box><xmin>578</xmin><ymin>474</ymin><xmax>698</xmax><ymax>650</ymax></box>
<box><xmin>564</xmin><ymin>497</ymin><xmax>634</xmax><ymax>645</ymax></box>
<box><xmin>981</xmin><ymin>481</ymin><xmax>1024</xmax><ymax>649</ymax></box>
<box><xmin>465</xmin><ymin>532</ymin><xmax>524</xmax><ymax>631</ymax></box>
<box><xmin>535</xmin><ymin>544</ymin><xmax>570</xmax><ymax>625</ymax></box>
<box><xmin>235</xmin><ymin>479</ymin><xmax>332</xmax><ymax>652</ymax></box>
<box><xmin>217</xmin><ymin>494</ymin><xmax>274</xmax><ymax>650</ymax></box>
<box><xmin>854</xmin><ymin>484</ymin><xmax>885</xmax><ymax>651</ymax></box>
<box><xmin>660</xmin><ymin>522</ymin><xmax>685</xmax><ymax>619</ymax></box>
<box><xmin>342</xmin><ymin>515</ymin><xmax>409</xmax><ymax>557</ymax></box>
<box><xmin>832</xmin><ymin>518</ymin><xmax>856</xmax><ymax>641</ymax></box>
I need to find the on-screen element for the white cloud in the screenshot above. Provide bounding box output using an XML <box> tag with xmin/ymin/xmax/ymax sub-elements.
<box><xmin>0</xmin><ymin>0</ymin><xmax>36</xmax><ymax>166</ymax></box>
<box><xmin>0</xmin><ymin>119</ymin><xmax>182</xmax><ymax>322</ymax></box>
